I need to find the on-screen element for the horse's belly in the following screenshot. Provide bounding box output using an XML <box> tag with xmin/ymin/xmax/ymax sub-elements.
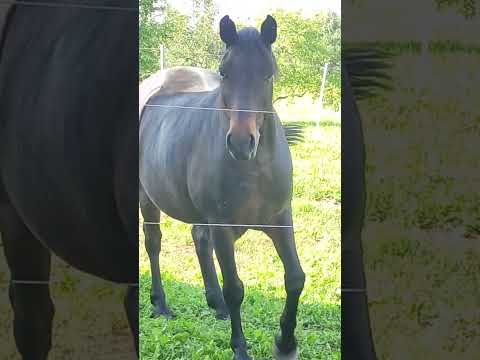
<box><xmin>142</xmin><ymin>181</ymin><xmax>203</xmax><ymax>223</ymax></box>
<box><xmin>140</xmin><ymin>157</ymin><xmax>203</xmax><ymax>223</ymax></box>
<box><xmin>139</xmin><ymin>111</ymin><xmax>208</xmax><ymax>223</ymax></box>
<box><xmin>1</xmin><ymin>149</ymin><xmax>137</xmax><ymax>283</ymax></box>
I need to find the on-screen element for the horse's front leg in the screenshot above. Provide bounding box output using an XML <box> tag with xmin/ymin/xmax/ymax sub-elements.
<box><xmin>210</xmin><ymin>226</ymin><xmax>250</xmax><ymax>360</ymax></box>
<box><xmin>139</xmin><ymin>186</ymin><xmax>172</xmax><ymax>318</ymax></box>
<box><xmin>263</xmin><ymin>209</ymin><xmax>305</xmax><ymax>360</ymax></box>
<box><xmin>0</xmin><ymin>203</ymin><xmax>54</xmax><ymax>360</ymax></box>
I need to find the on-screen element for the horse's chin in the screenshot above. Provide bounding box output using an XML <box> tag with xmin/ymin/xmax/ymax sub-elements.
<box><xmin>228</xmin><ymin>150</ymin><xmax>255</xmax><ymax>161</ymax></box>
<box><xmin>228</xmin><ymin>150</ymin><xmax>254</xmax><ymax>161</ymax></box>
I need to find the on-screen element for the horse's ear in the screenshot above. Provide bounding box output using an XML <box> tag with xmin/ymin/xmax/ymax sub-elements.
<box><xmin>220</xmin><ymin>15</ymin><xmax>238</xmax><ymax>47</ymax></box>
<box><xmin>260</xmin><ymin>15</ymin><xmax>277</xmax><ymax>45</ymax></box>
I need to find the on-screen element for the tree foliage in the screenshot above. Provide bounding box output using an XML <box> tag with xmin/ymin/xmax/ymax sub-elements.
<box><xmin>140</xmin><ymin>0</ymin><xmax>222</xmax><ymax>79</ymax></box>
<box><xmin>139</xmin><ymin>0</ymin><xmax>341</xmax><ymax>110</ymax></box>
<box><xmin>268</xmin><ymin>10</ymin><xmax>340</xmax><ymax>109</ymax></box>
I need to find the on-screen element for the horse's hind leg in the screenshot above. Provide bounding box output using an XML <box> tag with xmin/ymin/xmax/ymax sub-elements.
<box><xmin>191</xmin><ymin>225</ymin><xmax>229</xmax><ymax>320</ymax></box>
<box><xmin>124</xmin><ymin>285</ymin><xmax>139</xmax><ymax>355</ymax></box>
<box><xmin>0</xmin><ymin>203</ymin><xmax>54</xmax><ymax>360</ymax></box>
<box><xmin>139</xmin><ymin>186</ymin><xmax>172</xmax><ymax>318</ymax></box>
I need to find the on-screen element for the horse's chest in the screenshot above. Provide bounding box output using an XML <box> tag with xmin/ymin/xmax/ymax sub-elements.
<box><xmin>195</xmin><ymin>167</ymin><xmax>289</xmax><ymax>223</ymax></box>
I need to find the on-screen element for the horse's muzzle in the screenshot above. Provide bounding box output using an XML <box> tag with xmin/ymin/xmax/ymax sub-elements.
<box><xmin>226</xmin><ymin>132</ymin><xmax>256</xmax><ymax>160</ymax></box>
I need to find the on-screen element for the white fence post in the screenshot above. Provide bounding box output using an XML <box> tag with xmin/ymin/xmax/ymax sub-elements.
<box><xmin>159</xmin><ymin>44</ymin><xmax>164</xmax><ymax>71</ymax></box>
<box><xmin>317</xmin><ymin>62</ymin><xmax>329</xmax><ymax>127</ymax></box>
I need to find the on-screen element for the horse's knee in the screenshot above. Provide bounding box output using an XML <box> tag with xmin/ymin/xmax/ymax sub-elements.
<box><xmin>143</xmin><ymin>224</ymin><xmax>162</xmax><ymax>255</ymax></box>
<box><xmin>192</xmin><ymin>226</ymin><xmax>210</xmax><ymax>257</ymax></box>
<box><xmin>285</xmin><ymin>269</ymin><xmax>305</xmax><ymax>295</ymax></box>
<box><xmin>223</xmin><ymin>279</ymin><xmax>244</xmax><ymax>307</ymax></box>
<box><xmin>10</xmin><ymin>284</ymin><xmax>54</xmax><ymax>319</ymax></box>
<box><xmin>191</xmin><ymin>225</ymin><xmax>208</xmax><ymax>244</ymax></box>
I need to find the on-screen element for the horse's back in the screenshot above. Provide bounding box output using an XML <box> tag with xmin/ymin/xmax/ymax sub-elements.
<box><xmin>139</xmin><ymin>66</ymin><xmax>219</xmax><ymax>117</ymax></box>
<box><xmin>159</xmin><ymin>66</ymin><xmax>219</xmax><ymax>94</ymax></box>
<box><xmin>0</xmin><ymin>4</ymin><xmax>137</xmax><ymax>282</ymax></box>
<box><xmin>139</xmin><ymin>66</ymin><xmax>222</xmax><ymax>145</ymax></box>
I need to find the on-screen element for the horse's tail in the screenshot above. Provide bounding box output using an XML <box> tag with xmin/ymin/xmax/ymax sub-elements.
<box><xmin>343</xmin><ymin>44</ymin><xmax>394</xmax><ymax>100</ymax></box>
<box><xmin>282</xmin><ymin>123</ymin><xmax>306</xmax><ymax>145</ymax></box>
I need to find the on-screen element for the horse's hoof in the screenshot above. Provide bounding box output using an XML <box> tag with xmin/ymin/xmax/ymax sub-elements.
<box><xmin>232</xmin><ymin>351</ymin><xmax>251</xmax><ymax>360</ymax></box>
<box><xmin>273</xmin><ymin>339</ymin><xmax>298</xmax><ymax>360</ymax></box>
<box><xmin>150</xmin><ymin>306</ymin><xmax>174</xmax><ymax>319</ymax></box>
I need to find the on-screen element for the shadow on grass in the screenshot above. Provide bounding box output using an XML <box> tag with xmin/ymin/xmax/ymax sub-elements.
<box><xmin>140</xmin><ymin>272</ymin><xmax>340</xmax><ymax>360</ymax></box>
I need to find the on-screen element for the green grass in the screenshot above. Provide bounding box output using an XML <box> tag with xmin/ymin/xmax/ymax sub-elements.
<box><xmin>139</xmin><ymin>112</ymin><xmax>341</xmax><ymax>359</ymax></box>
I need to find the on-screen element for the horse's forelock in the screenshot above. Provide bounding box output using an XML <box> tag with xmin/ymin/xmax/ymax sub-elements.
<box><xmin>220</xmin><ymin>27</ymin><xmax>277</xmax><ymax>76</ymax></box>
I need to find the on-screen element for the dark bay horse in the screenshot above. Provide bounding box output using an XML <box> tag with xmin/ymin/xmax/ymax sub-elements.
<box><xmin>140</xmin><ymin>15</ymin><xmax>305</xmax><ymax>360</ymax></box>
<box><xmin>0</xmin><ymin>1</ymin><xmax>138</xmax><ymax>358</ymax></box>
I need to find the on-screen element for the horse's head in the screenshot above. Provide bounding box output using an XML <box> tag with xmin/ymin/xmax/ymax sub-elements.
<box><xmin>219</xmin><ymin>15</ymin><xmax>277</xmax><ymax>161</ymax></box>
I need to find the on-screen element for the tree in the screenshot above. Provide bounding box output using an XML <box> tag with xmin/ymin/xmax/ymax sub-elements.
<box><xmin>165</xmin><ymin>0</ymin><xmax>223</xmax><ymax>70</ymax></box>
<box><xmin>139</xmin><ymin>0</ymin><xmax>189</xmax><ymax>80</ymax></box>
<box><xmin>265</xmin><ymin>10</ymin><xmax>340</xmax><ymax>109</ymax></box>
<box><xmin>139</xmin><ymin>0</ymin><xmax>222</xmax><ymax>80</ymax></box>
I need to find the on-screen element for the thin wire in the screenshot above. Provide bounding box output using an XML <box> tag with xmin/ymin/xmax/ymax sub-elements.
<box><xmin>143</xmin><ymin>222</ymin><xmax>293</xmax><ymax>228</ymax></box>
<box><xmin>11</xmin><ymin>280</ymin><xmax>50</xmax><ymax>285</ymax></box>
<box><xmin>340</xmin><ymin>288</ymin><xmax>366</xmax><ymax>293</ymax></box>
<box><xmin>6</xmin><ymin>279</ymin><xmax>138</xmax><ymax>286</ymax></box>
<box><xmin>144</xmin><ymin>104</ymin><xmax>277</xmax><ymax>114</ymax></box>
<box><xmin>1</xmin><ymin>1</ymin><xmax>138</xmax><ymax>11</ymax></box>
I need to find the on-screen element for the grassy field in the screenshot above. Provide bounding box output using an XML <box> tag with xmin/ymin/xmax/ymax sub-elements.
<box><xmin>139</xmin><ymin>109</ymin><xmax>341</xmax><ymax>359</ymax></box>
<box><xmin>360</xmin><ymin>53</ymin><xmax>480</xmax><ymax>359</ymax></box>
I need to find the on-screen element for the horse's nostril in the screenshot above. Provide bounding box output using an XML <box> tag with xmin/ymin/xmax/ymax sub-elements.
<box><xmin>226</xmin><ymin>133</ymin><xmax>255</xmax><ymax>160</ymax></box>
